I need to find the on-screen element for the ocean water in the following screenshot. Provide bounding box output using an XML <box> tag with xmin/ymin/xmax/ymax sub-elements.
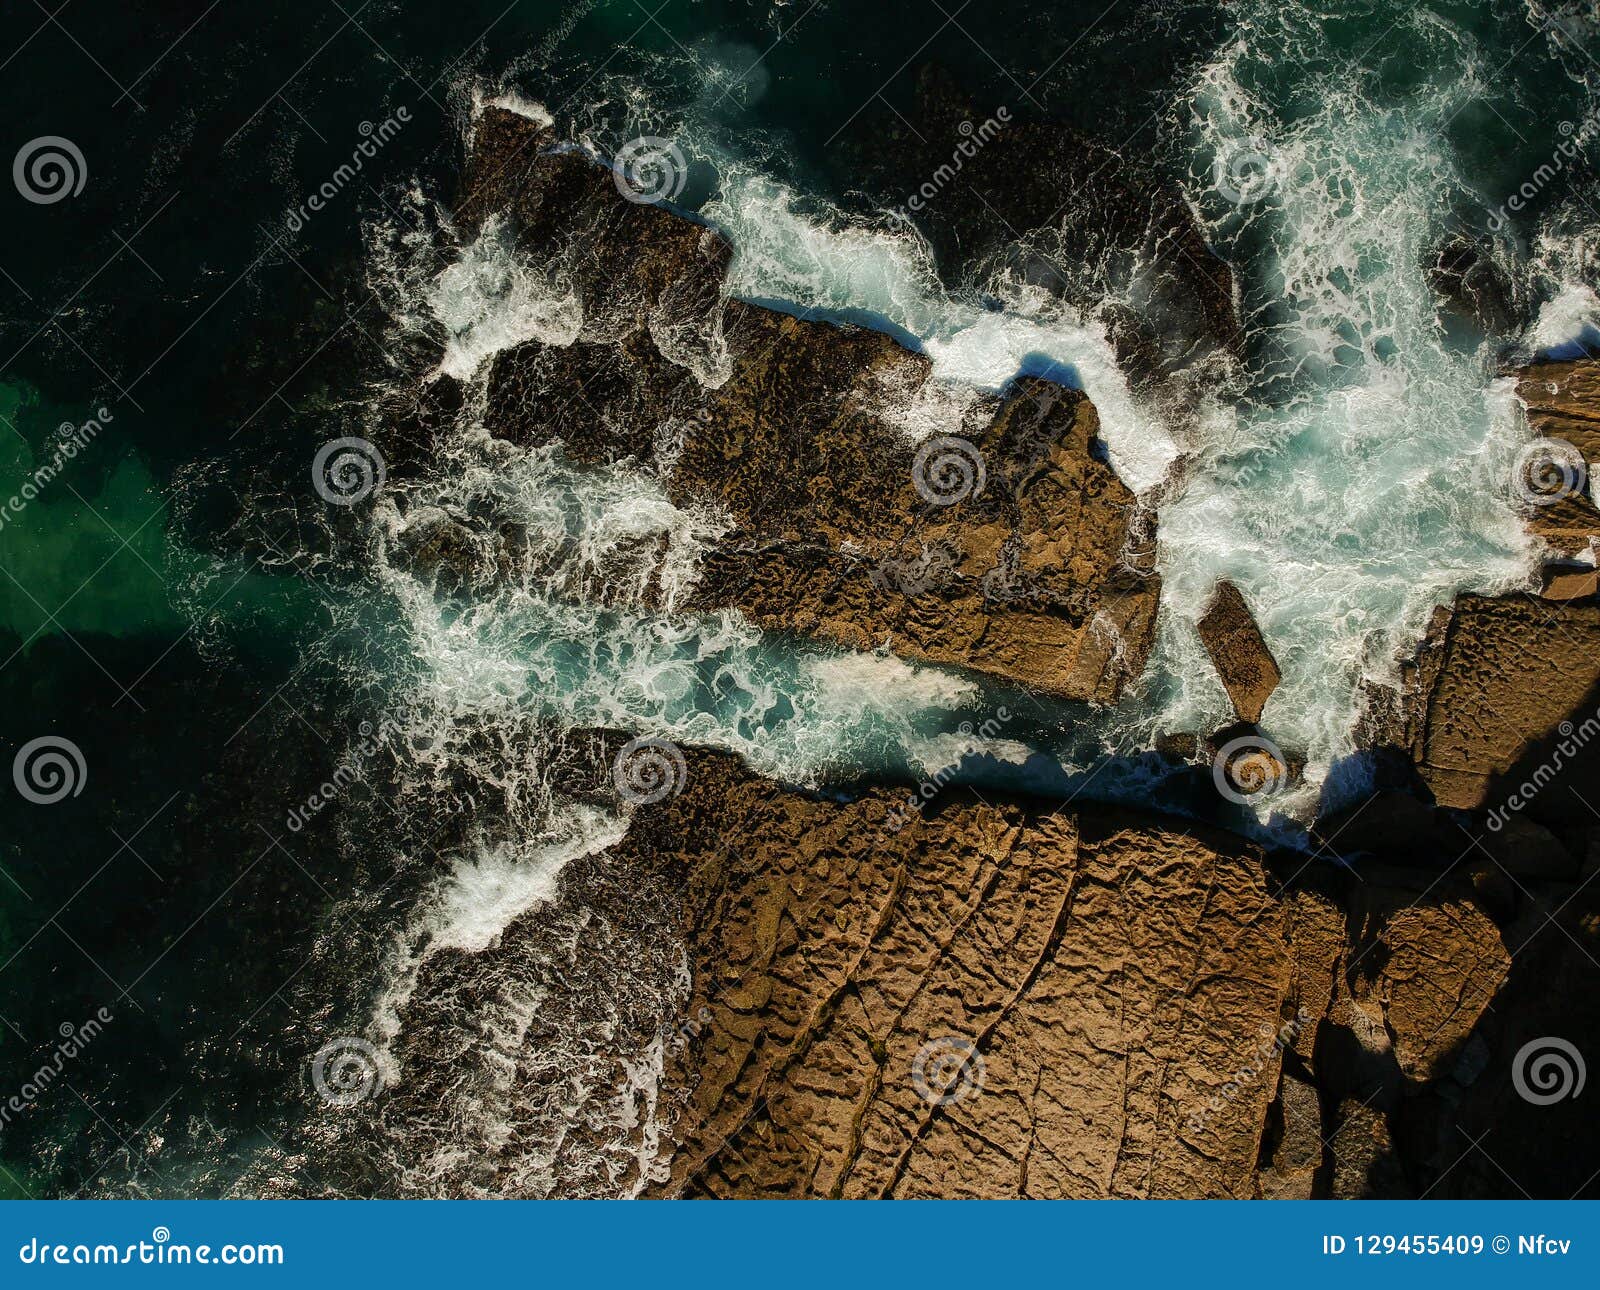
<box><xmin>1</xmin><ymin>0</ymin><xmax>1597</xmax><ymax>1198</ymax></box>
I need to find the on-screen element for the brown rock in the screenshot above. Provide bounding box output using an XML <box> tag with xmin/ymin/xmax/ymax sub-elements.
<box><xmin>642</xmin><ymin>756</ymin><xmax>1299</xmax><ymax>1199</ymax></box>
<box><xmin>1517</xmin><ymin>359</ymin><xmax>1600</xmax><ymax>465</ymax></box>
<box><xmin>1430</xmin><ymin>895</ymin><xmax>1600</xmax><ymax>1198</ymax></box>
<box><xmin>1328</xmin><ymin>1099</ymin><xmax>1411</xmax><ymax>1199</ymax></box>
<box><xmin>356</xmin><ymin>733</ymin><xmax>1591</xmax><ymax>1198</ymax></box>
<box><xmin>1349</xmin><ymin>893</ymin><xmax>1509</xmax><ymax>1083</ymax></box>
<box><xmin>1196</xmin><ymin>580</ymin><xmax>1282</xmax><ymax>723</ymax></box>
<box><xmin>1259</xmin><ymin>1074</ymin><xmax>1323</xmax><ymax>1199</ymax></box>
<box><xmin>1516</xmin><ymin>360</ymin><xmax>1600</xmax><ymax>558</ymax></box>
<box><xmin>1360</xmin><ymin>594</ymin><xmax>1600</xmax><ymax>817</ymax></box>
<box><xmin>1540</xmin><ymin>563</ymin><xmax>1599</xmax><ymax>601</ymax></box>
<box><xmin>1154</xmin><ymin>731</ymin><xmax>1204</xmax><ymax>763</ymax></box>
<box><xmin>1283</xmin><ymin>888</ymin><xmax>1344</xmax><ymax>1070</ymax></box>
<box><xmin>466</xmin><ymin>108</ymin><xmax>1161</xmax><ymax>703</ymax></box>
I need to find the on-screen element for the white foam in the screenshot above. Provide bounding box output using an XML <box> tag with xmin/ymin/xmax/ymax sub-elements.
<box><xmin>481</xmin><ymin>90</ymin><xmax>555</xmax><ymax>128</ymax></box>
<box><xmin>703</xmin><ymin>171</ymin><xmax>1179</xmax><ymax>493</ymax></box>
<box><xmin>1148</xmin><ymin>0</ymin><xmax>1539</xmax><ymax>775</ymax></box>
<box><xmin>430</xmin><ymin>216</ymin><xmax>582</xmax><ymax>381</ymax></box>
<box><xmin>1532</xmin><ymin>282</ymin><xmax>1600</xmax><ymax>353</ymax></box>
<box><xmin>369</xmin><ymin>802</ymin><xmax>626</xmax><ymax>1077</ymax></box>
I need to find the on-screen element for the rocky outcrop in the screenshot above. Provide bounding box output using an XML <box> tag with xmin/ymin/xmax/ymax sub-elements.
<box><xmin>641</xmin><ymin>764</ymin><xmax>1302</xmax><ymax>1199</ymax></box>
<box><xmin>418</xmin><ymin>109</ymin><xmax>1600</xmax><ymax>1203</ymax></box>
<box><xmin>1515</xmin><ymin>359</ymin><xmax>1600</xmax><ymax>560</ymax></box>
<box><xmin>1196</xmin><ymin>580</ymin><xmax>1282</xmax><ymax>724</ymax></box>
<box><xmin>1347</xmin><ymin>891</ymin><xmax>1509</xmax><ymax>1084</ymax></box>
<box><xmin>1540</xmin><ymin>563</ymin><xmax>1599</xmax><ymax>601</ymax></box>
<box><xmin>539</xmin><ymin>744</ymin><xmax>1596</xmax><ymax>1200</ymax></box>
<box><xmin>1359</xmin><ymin>593</ymin><xmax>1600</xmax><ymax>820</ymax></box>
<box><xmin>1259</xmin><ymin>1074</ymin><xmax>1322</xmax><ymax>1199</ymax></box>
<box><xmin>462</xmin><ymin>107</ymin><xmax>1161</xmax><ymax>702</ymax></box>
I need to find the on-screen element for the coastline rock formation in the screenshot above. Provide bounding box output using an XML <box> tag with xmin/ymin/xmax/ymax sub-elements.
<box><xmin>1360</xmin><ymin>593</ymin><xmax>1600</xmax><ymax>819</ymax></box>
<box><xmin>546</xmin><ymin>743</ymin><xmax>1591</xmax><ymax>1199</ymax></box>
<box><xmin>1357</xmin><ymin>359</ymin><xmax>1600</xmax><ymax>819</ymax></box>
<box><xmin>1516</xmin><ymin>359</ymin><xmax>1600</xmax><ymax>561</ymax></box>
<box><xmin>388</xmin><ymin>110</ymin><xmax>1600</xmax><ymax>1202</ymax></box>
<box><xmin>1196</xmin><ymin>579</ymin><xmax>1282</xmax><ymax>724</ymax></box>
<box><xmin>460</xmin><ymin>107</ymin><xmax>1161</xmax><ymax>702</ymax></box>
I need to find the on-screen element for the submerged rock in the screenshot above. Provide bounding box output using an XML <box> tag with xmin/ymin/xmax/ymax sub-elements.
<box><xmin>839</xmin><ymin>64</ymin><xmax>1240</xmax><ymax>401</ymax></box>
<box><xmin>1429</xmin><ymin>235</ymin><xmax>1522</xmax><ymax>336</ymax></box>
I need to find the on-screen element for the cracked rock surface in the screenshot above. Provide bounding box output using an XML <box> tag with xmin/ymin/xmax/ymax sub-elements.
<box><xmin>465</xmin><ymin>107</ymin><xmax>1161</xmax><ymax>703</ymax></box>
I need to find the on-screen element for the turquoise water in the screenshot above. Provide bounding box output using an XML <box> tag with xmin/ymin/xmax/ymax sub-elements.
<box><xmin>1</xmin><ymin>0</ymin><xmax>1597</xmax><ymax>1197</ymax></box>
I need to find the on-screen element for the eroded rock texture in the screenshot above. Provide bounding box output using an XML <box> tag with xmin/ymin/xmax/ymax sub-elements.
<box><xmin>615</xmin><ymin>749</ymin><xmax>1294</xmax><ymax>1198</ymax></box>
<box><xmin>1360</xmin><ymin>593</ymin><xmax>1600</xmax><ymax>818</ymax></box>
<box><xmin>408</xmin><ymin>111</ymin><xmax>1600</xmax><ymax>1204</ymax></box>
<box><xmin>515</xmin><ymin>747</ymin><xmax>1596</xmax><ymax>1200</ymax></box>
<box><xmin>1517</xmin><ymin>359</ymin><xmax>1600</xmax><ymax>560</ymax></box>
<box><xmin>462</xmin><ymin>107</ymin><xmax>1161</xmax><ymax>702</ymax></box>
<box><xmin>1196</xmin><ymin>579</ymin><xmax>1282</xmax><ymax>724</ymax></box>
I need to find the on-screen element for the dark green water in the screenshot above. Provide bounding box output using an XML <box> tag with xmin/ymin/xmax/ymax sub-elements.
<box><xmin>0</xmin><ymin>0</ymin><xmax>1596</xmax><ymax>1197</ymax></box>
